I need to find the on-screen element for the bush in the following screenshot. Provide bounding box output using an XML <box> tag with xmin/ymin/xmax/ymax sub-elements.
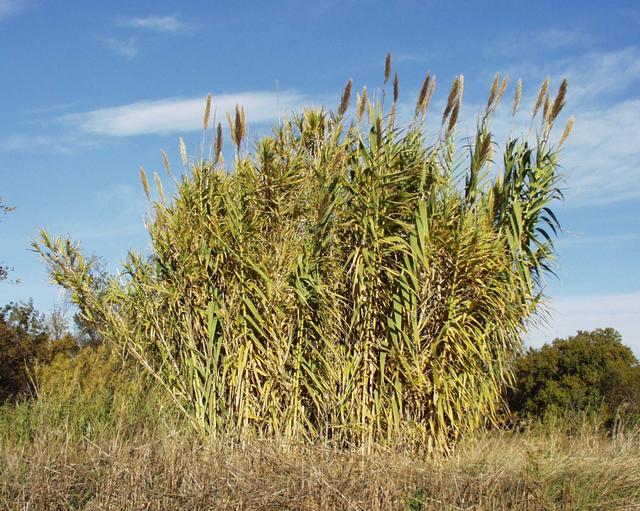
<box><xmin>508</xmin><ymin>328</ymin><xmax>640</xmax><ymax>426</ymax></box>
<box><xmin>34</xmin><ymin>59</ymin><xmax>572</xmax><ymax>450</ymax></box>
<box><xmin>0</xmin><ymin>341</ymin><xmax>172</xmax><ymax>444</ymax></box>
<box><xmin>0</xmin><ymin>301</ymin><xmax>77</xmax><ymax>403</ymax></box>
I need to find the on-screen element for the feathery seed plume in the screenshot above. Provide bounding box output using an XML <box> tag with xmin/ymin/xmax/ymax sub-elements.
<box><xmin>447</xmin><ymin>99</ymin><xmax>460</xmax><ymax>137</ymax></box>
<box><xmin>442</xmin><ymin>76</ymin><xmax>461</xmax><ymax>123</ymax></box>
<box><xmin>487</xmin><ymin>73</ymin><xmax>500</xmax><ymax>111</ymax></box>
<box><xmin>416</xmin><ymin>74</ymin><xmax>430</xmax><ymax>116</ymax></box>
<box><xmin>338</xmin><ymin>79</ymin><xmax>353</xmax><ymax>117</ymax></box>
<box><xmin>384</xmin><ymin>52</ymin><xmax>391</xmax><ymax>83</ymax></box>
<box><xmin>357</xmin><ymin>86</ymin><xmax>368</xmax><ymax>122</ymax></box>
<box><xmin>425</xmin><ymin>75</ymin><xmax>436</xmax><ymax>113</ymax></box>
<box><xmin>139</xmin><ymin>167</ymin><xmax>150</xmax><ymax>200</ymax></box>
<box><xmin>550</xmin><ymin>79</ymin><xmax>568</xmax><ymax>123</ymax></box>
<box><xmin>558</xmin><ymin>115</ymin><xmax>574</xmax><ymax>147</ymax></box>
<box><xmin>234</xmin><ymin>105</ymin><xmax>246</xmax><ymax>150</ymax></box>
<box><xmin>153</xmin><ymin>172</ymin><xmax>164</xmax><ymax>202</ymax></box>
<box><xmin>203</xmin><ymin>93</ymin><xmax>212</xmax><ymax>130</ymax></box>
<box><xmin>446</xmin><ymin>75</ymin><xmax>464</xmax><ymax>136</ymax></box>
<box><xmin>214</xmin><ymin>122</ymin><xmax>223</xmax><ymax>163</ymax></box>
<box><xmin>532</xmin><ymin>76</ymin><xmax>550</xmax><ymax>118</ymax></box>
<box><xmin>512</xmin><ymin>79</ymin><xmax>522</xmax><ymax>117</ymax></box>
<box><xmin>179</xmin><ymin>138</ymin><xmax>188</xmax><ymax>168</ymax></box>
<box><xmin>543</xmin><ymin>94</ymin><xmax>551</xmax><ymax>124</ymax></box>
<box><xmin>160</xmin><ymin>149</ymin><xmax>171</xmax><ymax>176</ymax></box>
<box><xmin>495</xmin><ymin>76</ymin><xmax>508</xmax><ymax>106</ymax></box>
<box><xmin>227</xmin><ymin>111</ymin><xmax>237</xmax><ymax>147</ymax></box>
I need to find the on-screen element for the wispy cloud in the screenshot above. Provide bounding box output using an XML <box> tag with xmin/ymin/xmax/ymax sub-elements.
<box><xmin>0</xmin><ymin>133</ymin><xmax>99</xmax><ymax>153</ymax></box>
<box><xmin>532</xmin><ymin>28</ymin><xmax>593</xmax><ymax>50</ymax></box>
<box><xmin>0</xmin><ymin>0</ymin><xmax>26</xmax><ymax>20</ymax></box>
<box><xmin>61</xmin><ymin>91</ymin><xmax>314</xmax><ymax>137</ymax></box>
<box><xmin>97</xmin><ymin>36</ymin><xmax>139</xmax><ymax>60</ymax></box>
<box><xmin>118</xmin><ymin>15</ymin><xmax>194</xmax><ymax>34</ymax></box>
<box><xmin>562</xmin><ymin>99</ymin><xmax>640</xmax><ymax>204</ymax></box>
<box><xmin>527</xmin><ymin>292</ymin><xmax>640</xmax><ymax>354</ymax></box>
<box><xmin>555</xmin><ymin>47</ymin><xmax>640</xmax><ymax>103</ymax></box>
<box><xmin>486</xmin><ymin>27</ymin><xmax>595</xmax><ymax>58</ymax></box>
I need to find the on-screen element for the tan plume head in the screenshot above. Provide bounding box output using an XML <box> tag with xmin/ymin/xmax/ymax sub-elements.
<box><xmin>179</xmin><ymin>137</ymin><xmax>188</xmax><ymax>168</ymax></box>
<box><xmin>384</xmin><ymin>52</ymin><xmax>391</xmax><ymax>83</ymax></box>
<box><xmin>139</xmin><ymin>167</ymin><xmax>150</xmax><ymax>200</ymax></box>
<box><xmin>203</xmin><ymin>93</ymin><xmax>212</xmax><ymax>130</ymax></box>
<box><xmin>338</xmin><ymin>79</ymin><xmax>353</xmax><ymax>117</ymax></box>
<box><xmin>442</xmin><ymin>77</ymin><xmax>460</xmax><ymax>123</ymax></box>
<box><xmin>153</xmin><ymin>172</ymin><xmax>164</xmax><ymax>202</ymax></box>
<box><xmin>550</xmin><ymin>79</ymin><xmax>568</xmax><ymax>124</ymax></box>
<box><xmin>532</xmin><ymin>76</ymin><xmax>550</xmax><ymax>119</ymax></box>
<box><xmin>558</xmin><ymin>115</ymin><xmax>574</xmax><ymax>147</ymax></box>
<box><xmin>357</xmin><ymin>86</ymin><xmax>368</xmax><ymax>123</ymax></box>
<box><xmin>512</xmin><ymin>79</ymin><xmax>522</xmax><ymax>117</ymax></box>
<box><xmin>214</xmin><ymin>122</ymin><xmax>223</xmax><ymax>163</ymax></box>
<box><xmin>487</xmin><ymin>73</ymin><xmax>500</xmax><ymax>112</ymax></box>
<box><xmin>160</xmin><ymin>149</ymin><xmax>171</xmax><ymax>176</ymax></box>
<box><xmin>415</xmin><ymin>73</ymin><xmax>430</xmax><ymax>116</ymax></box>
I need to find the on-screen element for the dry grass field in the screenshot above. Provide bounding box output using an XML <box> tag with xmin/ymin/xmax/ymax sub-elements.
<box><xmin>2</xmin><ymin>418</ymin><xmax>639</xmax><ymax>510</ymax></box>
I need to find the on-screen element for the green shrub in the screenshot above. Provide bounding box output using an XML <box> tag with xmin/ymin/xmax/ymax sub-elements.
<box><xmin>0</xmin><ymin>342</ymin><xmax>172</xmax><ymax>445</ymax></box>
<box><xmin>34</xmin><ymin>59</ymin><xmax>572</xmax><ymax>450</ymax></box>
<box><xmin>0</xmin><ymin>301</ymin><xmax>78</xmax><ymax>403</ymax></box>
<box><xmin>508</xmin><ymin>328</ymin><xmax>640</xmax><ymax>426</ymax></box>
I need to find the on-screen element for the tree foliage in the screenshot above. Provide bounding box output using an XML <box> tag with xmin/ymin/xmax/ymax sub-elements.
<box><xmin>0</xmin><ymin>301</ymin><xmax>77</xmax><ymax>402</ymax></box>
<box><xmin>34</xmin><ymin>61</ymin><xmax>571</xmax><ymax>450</ymax></box>
<box><xmin>508</xmin><ymin>328</ymin><xmax>640</xmax><ymax>424</ymax></box>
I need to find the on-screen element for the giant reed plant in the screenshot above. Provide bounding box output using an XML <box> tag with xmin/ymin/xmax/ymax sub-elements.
<box><xmin>34</xmin><ymin>57</ymin><xmax>572</xmax><ymax>451</ymax></box>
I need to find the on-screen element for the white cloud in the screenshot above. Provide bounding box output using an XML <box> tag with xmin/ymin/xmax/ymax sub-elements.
<box><xmin>98</xmin><ymin>36</ymin><xmax>139</xmax><ymax>60</ymax></box>
<box><xmin>118</xmin><ymin>15</ymin><xmax>194</xmax><ymax>34</ymax></box>
<box><xmin>527</xmin><ymin>292</ymin><xmax>640</xmax><ymax>355</ymax></box>
<box><xmin>61</xmin><ymin>91</ymin><xmax>314</xmax><ymax>137</ymax></box>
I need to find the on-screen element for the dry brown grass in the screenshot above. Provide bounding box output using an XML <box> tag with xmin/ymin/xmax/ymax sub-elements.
<box><xmin>2</xmin><ymin>423</ymin><xmax>640</xmax><ymax>510</ymax></box>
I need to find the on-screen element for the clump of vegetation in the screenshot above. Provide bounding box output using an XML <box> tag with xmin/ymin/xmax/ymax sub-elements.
<box><xmin>509</xmin><ymin>328</ymin><xmax>640</xmax><ymax>426</ymax></box>
<box><xmin>0</xmin><ymin>301</ymin><xmax>77</xmax><ymax>403</ymax></box>
<box><xmin>34</xmin><ymin>56</ymin><xmax>573</xmax><ymax>450</ymax></box>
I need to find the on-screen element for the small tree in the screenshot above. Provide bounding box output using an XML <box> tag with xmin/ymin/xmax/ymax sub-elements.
<box><xmin>508</xmin><ymin>328</ymin><xmax>640</xmax><ymax>425</ymax></box>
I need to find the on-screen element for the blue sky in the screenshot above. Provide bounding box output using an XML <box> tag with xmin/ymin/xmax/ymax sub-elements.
<box><xmin>1</xmin><ymin>0</ymin><xmax>639</xmax><ymax>351</ymax></box>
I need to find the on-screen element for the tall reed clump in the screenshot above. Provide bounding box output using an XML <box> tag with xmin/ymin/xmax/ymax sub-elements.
<box><xmin>33</xmin><ymin>57</ymin><xmax>572</xmax><ymax>451</ymax></box>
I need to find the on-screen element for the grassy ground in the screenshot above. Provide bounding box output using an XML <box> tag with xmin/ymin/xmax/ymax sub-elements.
<box><xmin>1</xmin><ymin>402</ymin><xmax>639</xmax><ymax>510</ymax></box>
<box><xmin>1</xmin><ymin>352</ymin><xmax>639</xmax><ymax>510</ymax></box>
